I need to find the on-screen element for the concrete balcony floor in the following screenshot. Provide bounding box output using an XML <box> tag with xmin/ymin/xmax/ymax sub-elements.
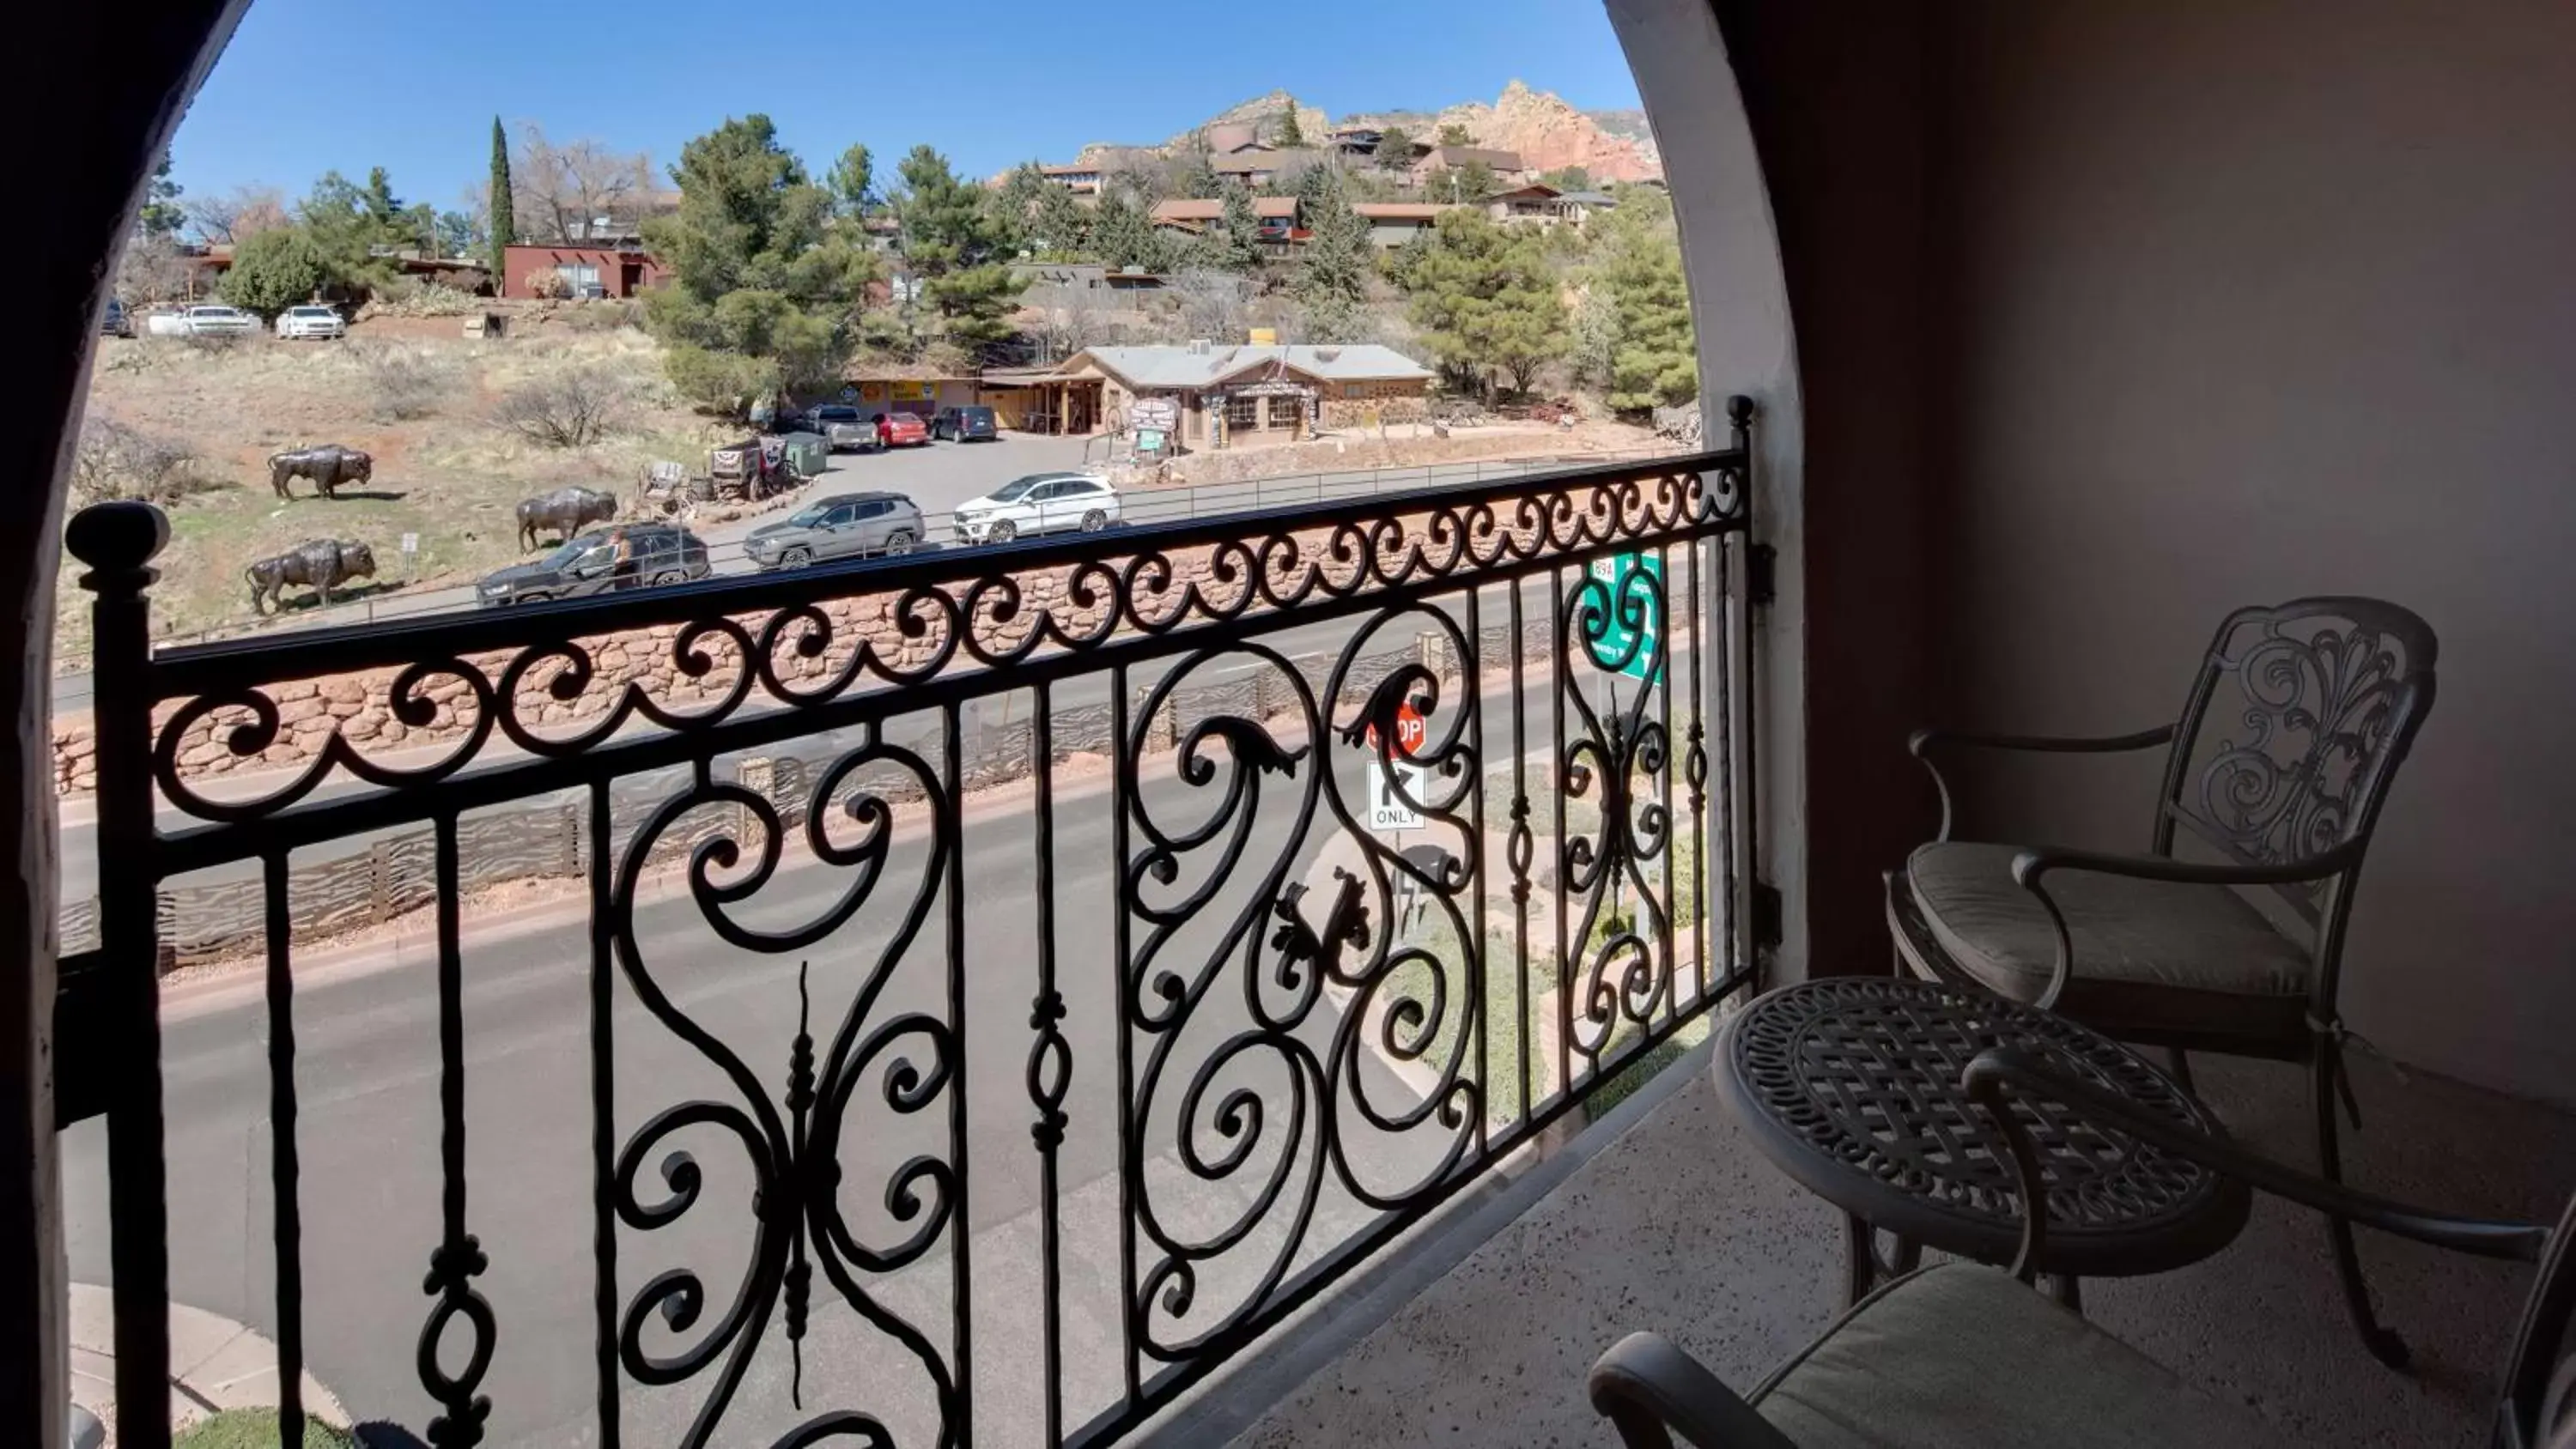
<box><xmin>1218</xmin><ymin>1038</ymin><xmax>2575</xmax><ymax>1448</ymax></box>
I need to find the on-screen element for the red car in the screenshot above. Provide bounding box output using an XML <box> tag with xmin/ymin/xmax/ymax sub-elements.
<box><xmin>872</xmin><ymin>412</ymin><xmax>931</xmax><ymax>450</ymax></box>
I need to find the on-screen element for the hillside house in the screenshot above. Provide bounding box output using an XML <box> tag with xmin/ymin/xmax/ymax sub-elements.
<box><xmin>1410</xmin><ymin>145</ymin><xmax>1529</xmax><ymax>189</ymax></box>
<box><xmin>500</xmin><ymin>243</ymin><xmax>665</xmax><ymax>300</ymax></box>
<box><xmin>1485</xmin><ymin>182</ymin><xmax>1578</xmax><ymax>226</ymax></box>
<box><xmin>1212</xmin><ymin>149</ymin><xmax>1327</xmax><ymax>189</ymax></box>
<box><xmin>1150</xmin><ymin>196</ymin><xmax>1304</xmax><ymax>252</ymax></box>
<box><xmin>1038</xmin><ymin>163</ymin><xmax>1101</xmax><ymax>195</ymax></box>
<box><xmin>1027</xmin><ymin>342</ymin><xmax>1434</xmax><ymax>449</ymax></box>
<box><xmin>1352</xmin><ymin>202</ymin><xmax>1460</xmax><ymax>248</ymax></box>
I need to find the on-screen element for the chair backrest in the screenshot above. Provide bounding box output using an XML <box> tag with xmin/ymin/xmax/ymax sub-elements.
<box><xmin>2502</xmin><ymin>1191</ymin><xmax>2576</xmax><ymax>1448</ymax></box>
<box><xmin>2152</xmin><ymin>598</ymin><xmax>2437</xmax><ymax>938</ymax></box>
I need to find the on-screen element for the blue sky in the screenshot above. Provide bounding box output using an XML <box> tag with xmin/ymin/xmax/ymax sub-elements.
<box><xmin>173</xmin><ymin>0</ymin><xmax>1643</xmax><ymax>208</ymax></box>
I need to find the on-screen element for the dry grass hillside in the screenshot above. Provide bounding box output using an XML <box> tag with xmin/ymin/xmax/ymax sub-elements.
<box><xmin>63</xmin><ymin>317</ymin><xmax>729</xmax><ymax>659</ymax></box>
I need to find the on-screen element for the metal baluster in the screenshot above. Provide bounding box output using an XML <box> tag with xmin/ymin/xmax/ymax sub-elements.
<box><xmin>264</xmin><ymin>852</ymin><xmax>306</xmax><ymax>1446</ymax></box>
<box><xmin>1686</xmin><ymin>537</ymin><xmax>1710</xmax><ymax>1001</ymax></box>
<box><xmin>587</xmin><ymin>779</ymin><xmax>619</xmax><ymax>1446</ymax></box>
<box><xmin>1025</xmin><ymin>686</ymin><xmax>1068</xmax><ymax>1447</ymax></box>
<box><xmin>1550</xmin><ymin>564</ymin><xmax>1571</xmax><ymax>1102</ymax></box>
<box><xmin>942</xmin><ymin>704</ymin><xmax>973</xmax><ymax>1446</ymax></box>
<box><xmin>1464</xmin><ymin>584</ymin><xmax>1487</xmax><ymax>1155</ymax></box>
<box><xmin>67</xmin><ymin>500</ymin><xmax>173</xmax><ymax>1449</ymax></box>
<box><xmin>1110</xmin><ymin>664</ymin><xmax>1141</xmax><ymax>1408</ymax></box>
<box><xmin>420</xmin><ymin>811</ymin><xmax>493</xmax><ymax>1449</ymax></box>
<box><xmin>1507</xmin><ymin>577</ymin><xmax>1533</xmax><ymax>1134</ymax></box>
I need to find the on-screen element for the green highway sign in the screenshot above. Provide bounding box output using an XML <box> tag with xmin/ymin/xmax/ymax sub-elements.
<box><xmin>1585</xmin><ymin>552</ymin><xmax>1663</xmax><ymax>683</ymax></box>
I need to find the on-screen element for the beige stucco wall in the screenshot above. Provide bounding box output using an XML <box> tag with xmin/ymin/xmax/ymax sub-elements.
<box><xmin>1932</xmin><ymin>0</ymin><xmax>2576</xmax><ymax>1100</ymax></box>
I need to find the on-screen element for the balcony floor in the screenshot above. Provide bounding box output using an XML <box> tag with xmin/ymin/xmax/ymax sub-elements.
<box><xmin>1221</xmin><ymin>1034</ymin><xmax>2575</xmax><ymax>1448</ymax></box>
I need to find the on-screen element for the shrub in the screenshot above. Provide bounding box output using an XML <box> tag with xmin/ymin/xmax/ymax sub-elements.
<box><xmin>351</xmin><ymin>342</ymin><xmax>461</xmax><ymax>421</ymax></box>
<box><xmin>174</xmin><ymin>1408</ymin><xmax>358</xmax><ymax>1448</ymax></box>
<box><xmin>70</xmin><ymin>416</ymin><xmax>217</xmax><ymax>506</ymax></box>
<box><xmin>523</xmin><ymin>269</ymin><xmax>573</xmax><ymax>301</ymax></box>
<box><xmin>495</xmin><ymin>363</ymin><xmax>627</xmax><ymax>447</ymax></box>
<box><xmin>560</xmin><ymin>298</ymin><xmax>645</xmax><ymax>332</ymax></box>
<box><xmin>660</xmin><ymin>343</ymin><xmax>776</xmax><ymax>418</ymax></box>
<box><xmin>218</xmin><ymin>225</ymin><xmax>331</xmax><ymax>318</ymax></box>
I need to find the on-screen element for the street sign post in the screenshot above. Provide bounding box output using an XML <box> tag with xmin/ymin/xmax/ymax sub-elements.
<box><xmin>1585</xmin><ymin>552</ymin><xmax>1663</xmax><ymax>683</ymax></box>
<box><xmin>400</xmin><ymin>531</ymin><xmax>419</xmax><ymax>579</ymax></box>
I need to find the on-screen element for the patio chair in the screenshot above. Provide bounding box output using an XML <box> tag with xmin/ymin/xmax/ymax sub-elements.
<box><xmin>1884</xmin><ymin>597</ymin><xmax>2436</xmax><ymax>1364</ymax></box>
<box><xmin>1588</xmin><ymin>1047</ymin><xmax>2570</xmax><ymax>1449</ymax></box>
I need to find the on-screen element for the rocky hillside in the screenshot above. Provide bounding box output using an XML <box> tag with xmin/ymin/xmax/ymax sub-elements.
<box><xmin>1073</xmin><ymin>81</ymin><xmax>1661</xmax><ymax>181</ymax></box>
<box><xmin>1343</xmin><ymin>82</ymin><xmax>1662</xmax><ymax>181</ymax></box>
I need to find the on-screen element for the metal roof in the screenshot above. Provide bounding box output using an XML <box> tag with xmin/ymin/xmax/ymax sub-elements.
<box><xmin>1071</xmin><ymin>344</ymin><xmax>1434</xmax><ymax>389</ymax></box>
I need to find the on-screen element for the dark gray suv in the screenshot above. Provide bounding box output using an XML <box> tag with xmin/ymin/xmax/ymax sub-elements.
<box><xmin>476</xmin><ymin>524</ymin><xmax>712</xmax><ymax>607</ymax></box>
<box><xmin>745</xmin><ymin>492</ymin><xmax>926</xmax><ymax>570</ymax></box>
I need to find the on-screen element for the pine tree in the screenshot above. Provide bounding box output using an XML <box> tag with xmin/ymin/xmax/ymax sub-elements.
<box><xmin>1192</xmin><ymin>181</ymin><xmax>1261</xmax><ymax>274</ymax></box>
<box><xmin>1276</xmin><ymin>103</ymin><xmax>1306</xmax><ymax>149</ymax></box>
<box><xmin>488</xmin><ymin>117</ymin><xmax>514</xmax><ymax>278</ymax></box>
<box><xmin>895</xmin><ymin>144</ymin><xmax>1028</xmax><ymax>352</ymax></box>
<box><xmin>137</xmin><ymin>153</ymin><xmax>185</xmax><ymax>239</ymax></box>
<box><xmin>1294</xmin><ymin>168</ymin><xmax>1373</xmax><ymax>341</ymax></box>
<box><xmin>641</xmin><ymin>114</ymin><xmax>878</xmax><ymax>413</ymax></box>
<box><xmin>828</xmin><ymin>143</ymin><xmax>874</xmax><ymax>219</ymax></box>
<box><xmin>1600</xmin><ymin>222</ymin><xmax>1697</xmax><ymax>410</ymax></box>
<box><xmin>1031</xmin><ymin>180</ymin><xmax>1094</xmax><ymax>261</ymax></box>
<box><xmin>1093</xmin><ymin>192</ymin><xmax>1169</xmax><ymax>273</ymax></box>
<box><xmin>1375</xmin><ymin>124</ymin><xmax>1417</xmax><ymax>175</ymax></box>
<box><xmin>1395</xmin><ymin>209</ymin><xmax>1568</xmax><ymax>396</ymax></box>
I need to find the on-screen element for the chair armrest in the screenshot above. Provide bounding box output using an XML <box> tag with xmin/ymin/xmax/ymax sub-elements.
<box><xmin>1589</xmin><ymin>1332</ymin><xmax>1801</xmax><ymax>1449</ymax></box>
<box><xmin>1962</xmin><ymin>1046</ymin><xmax>2549</xmax><ymax>1283</ymax></box>
<box><xmin>2006</xmin><ymin>839</ymin><xmax>2366</xmax><ymax>1007</ymax></box>
<box><xmin>1907</xmin><ymin>725</ymin><xmax>2175</xmax><ymax>841</ymax></box>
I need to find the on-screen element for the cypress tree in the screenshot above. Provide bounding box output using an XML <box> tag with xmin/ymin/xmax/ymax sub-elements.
<box><xmin>488</xmin><ymin>117</ymin><xmax>514</xmax><ymax>280</ymax></box>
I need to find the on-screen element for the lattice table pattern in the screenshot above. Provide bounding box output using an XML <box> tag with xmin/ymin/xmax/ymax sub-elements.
<box><xmin>1717</xmin><ymin>978</ymin><xmax>2249</xmax><ymax>1295</ymax></box>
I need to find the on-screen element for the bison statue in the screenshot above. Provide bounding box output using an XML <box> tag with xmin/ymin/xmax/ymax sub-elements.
<box><xmin>517</xmin><ymin>486</ymin><xmax>619</xmax><ymax>551</ymax></box>
<box><xmin>269</xmin><ymin>445</ymin><xmax>374</xmax><ymax>500</ymax></box>
<box><xmin>246</xmin><ymin>539</ymin><xmax>377</xmax><ymax>615</ymax></box>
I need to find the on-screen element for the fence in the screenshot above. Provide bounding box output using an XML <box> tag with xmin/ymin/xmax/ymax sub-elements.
<box><xmin>60</xmin><ymin>414</ymin><xmax>1762</xmax><ymax>1449</ymax></box>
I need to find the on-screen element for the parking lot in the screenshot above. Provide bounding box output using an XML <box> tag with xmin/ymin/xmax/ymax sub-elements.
<box><xmin>781</xmin><ymin>432</ymin><xmax>1097</xmax><ymax>527</ymax></box>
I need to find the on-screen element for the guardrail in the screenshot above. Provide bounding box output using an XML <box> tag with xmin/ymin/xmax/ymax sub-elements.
<box><xmin>61</xmin><ymin>409</ymin><xmax>1762</xmax><ymax>1449</ymax></box>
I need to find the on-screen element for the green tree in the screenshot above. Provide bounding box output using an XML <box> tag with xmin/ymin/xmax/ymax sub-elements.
<box><xmin>1030</xmin><ymin>177</ymin><xmax>1095</xmax><ymax>261</ymax></box>
<box><xmin>1275</xmin><ymin>104</ymin><xmax>1306</xmax><ymax>148</ymax></box>
<box><xmin>295</xmin><ymin>170</ymin><xmax>414</xmax><ymax>285</ymax></box>
<box><xmin>137</xmin><ymin>153</ymin><xmax>185</xmax><ymax>239</ymax></box>
<box><xmin>1172</xmin><ymin>137</ymin><xmax>1223</xmax><ymax>200</ymax></box>
<box><xmin>1374</xmin><ymin>124</ymin><xmax>1417</xmax><ymax>175</ymax></box>
<box><xmin>894</xmin><ymin>144</ymin><xmax>1026</xmax><ymax>352</ymax></box>
<box><xmin>1597</xmin><ymin>221</ymin><xmax>1697</xmax><ymax>410</ymax></box>
<box><xmin>1294</xmin><ymin>168</ymin><xmax>1373</xmax><ymax>341</ymax></box>
<box><xmin>488</xmin><ymin>116</ymin><xmax>515</xmax><ymax>276</ymax></box>
<box><xmin>1538</xmin><ymin>165</ymin><xmax>1595</xmax><ymax>192</ymax></box>
<box><xmin>993</xmin><ymin>161</ymin><xmax>1052</xmax><ymax>254</ymax></box>
<box><xmin>1397</xmin><ymin>209</ymin><xmax>1568</xmax><ymax>396</ymax></box>
<box><xmin>218</xmin><ymin>227</ymin><xmax>331</xmax><ymax>316</ymax></box>
<box><xmin>1093</xmin><ymin>192</ymin><xmax>1170</xmax><ymax>273</ymax></box>
<box><xmin>1427</xmin><ymin>161</ymin><xmax>1495</xmax><ymax>203</ymax></box>
<box><xmin>827</xmin><ymin>142</ymin><xmax>875</xmax><ymax>219</ymax></box>
<box><xmin>434</xmin><ymin>210</ymin><xmax>479</xmax><ymax>258</ymax></box>
<box><xmin>1437</xmin><ymin>122</ymin><xmax>1475</xmax><ymax>147</ymax></box>
<box><xmin>642</xmin><ymin>114</ymin><xmax>877</xmax><ymax>414</ymax></box>
<box><xmin>1191</xmin><ymin>181</ymin><xmax>1261</xmax><ymax>274</ymax></box>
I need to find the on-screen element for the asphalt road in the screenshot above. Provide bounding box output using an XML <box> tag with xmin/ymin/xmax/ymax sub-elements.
<box><xmin>56</xmin><ymin>621</ymin><xmax>1683</xmax><ymax>1446</ymax></box>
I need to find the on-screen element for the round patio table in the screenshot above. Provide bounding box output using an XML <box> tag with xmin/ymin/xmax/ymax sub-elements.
<box><xmin>1715</xmin><ymin>977</ymin><xmax>2249</xmax><ymax>1307</ymax></box>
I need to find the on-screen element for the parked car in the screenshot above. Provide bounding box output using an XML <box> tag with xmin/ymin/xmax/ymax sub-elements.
<box><xmin>873</xmin><ymin>412</ymin><xmax>931</xmax><ymax>449</ymax></box>
<box><xmin>174</xmin><ymin>304</ymin><xmax>257</xmax><ymax>337</ymax></box>
<box><xmin>143</xmin><ymin>309</ymin><xmax>189</xmax><ymax>337</ymax></box>
<box><xmin>274</xmin><ymin>305</ymin><xmax>347</xmax><ymax>341</ymax></box>
<box><xmin>953</xmin><ymin>472</ymin><xmax>1121</xmax><ymax>544</ymax></box>
<box><xmin>475</xmin><ymin>524</ymin><xmax>711</xmax><ymax>607</ymax></box>
<box><xmin>100</xmin><ymin>298</ymin><xmax>130</xmax><ymax>337</ymax></box>
<box><xmin>796</xmin><ymin>403</ymin><xmax>878</xmax><ymax>452</ymax></box>
<box><xmin>929</xmin><ymin>405</ymin><xmax>999</xmax><ymax>442</ymax></box>
<box><xmin>746</xmin><ymin>492</ymin><xmax>926</xmax><ymax>570</ymax></box>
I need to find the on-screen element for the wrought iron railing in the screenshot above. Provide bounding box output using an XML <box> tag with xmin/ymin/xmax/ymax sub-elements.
<box><xmin>59</xmin><ymin>399</ymin><xmax>1761</xmax><ymax>1449</ymax></box>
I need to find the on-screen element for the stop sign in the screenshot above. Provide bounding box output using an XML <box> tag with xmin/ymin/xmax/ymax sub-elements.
<box><xmin>1370</xmin><ymin>700</ymin><xmax>1430</xmax><ymax>759</ymax></box>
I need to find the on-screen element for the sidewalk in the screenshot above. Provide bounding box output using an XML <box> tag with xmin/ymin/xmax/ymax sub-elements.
<box><xmin>69</xmin><ymin>1284</ymin><xmax>349</xmax><ymax>1443</ymax></box>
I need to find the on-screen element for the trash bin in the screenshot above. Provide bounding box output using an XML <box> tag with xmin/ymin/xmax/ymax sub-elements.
<box><xmin>781</xmin><ymin>431</ymin><xmax>829</xmax><ymax>480</ymax></box>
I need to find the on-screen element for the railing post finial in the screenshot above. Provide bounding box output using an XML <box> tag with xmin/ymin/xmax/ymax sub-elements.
<box><xmin>1725</xmin><ymin>395</ymin><xmax>1755</xmax><ymax>452</ymax></box>
<box><xmin>65</xmin><ymin>499</ymin><xmax>169</xmax><ymax>598</ymax></box>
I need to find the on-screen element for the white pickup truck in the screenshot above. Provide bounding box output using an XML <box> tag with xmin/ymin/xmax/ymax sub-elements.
<box><xmin>148</xmin><ymin>304</ymin><xmax>258</xmax><ymax>338</ymax></box>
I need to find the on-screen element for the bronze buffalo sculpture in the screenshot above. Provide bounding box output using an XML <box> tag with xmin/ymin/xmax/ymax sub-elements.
<box><xmin>246</xmin><ymin>538</ymin><xmax>377</xmax><ymax>615</ymax></box>
<box><xmin>269</xmin><ymin>445</ymin><xmax>374</xmax><ymax>500</ymax></box>
<box><xmin>517</xmin><ymin>486</ymin><xmax>619</xmax><ymax>551</ymax></box>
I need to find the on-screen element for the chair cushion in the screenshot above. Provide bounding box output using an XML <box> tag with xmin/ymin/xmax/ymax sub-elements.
<box><xmin>1751</xmin><ymin>1263</ymin><xmax>2296</xmax><ymax>1448</ymax></box>
<box><xmin>1905</xmin><ymin>841</ymin><xmax>2312</xmax><ymax>1045</ymax></box>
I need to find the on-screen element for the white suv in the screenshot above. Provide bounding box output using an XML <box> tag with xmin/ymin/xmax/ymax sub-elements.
<box><xmin>951</xmin><ymin>472</ymin><xmax>1122</xmax><ymax>544</ymax></box>
<box><xmin>275</xmin><ymin>305</ymin><xmax>347</xmax><ymax>341</ymax></box>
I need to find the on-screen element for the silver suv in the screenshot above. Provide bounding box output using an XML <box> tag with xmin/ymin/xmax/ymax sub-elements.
<box><xmin>745</xmin><ymin>492</ymin><xmax>926</xmax><ymax>570</ymax></box>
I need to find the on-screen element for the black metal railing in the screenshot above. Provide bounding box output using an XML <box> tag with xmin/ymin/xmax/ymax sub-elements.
<box><xmin>60</xmin><ymin>399</ymin><xmax>1761</xmax><ymax>1449</ymax></box>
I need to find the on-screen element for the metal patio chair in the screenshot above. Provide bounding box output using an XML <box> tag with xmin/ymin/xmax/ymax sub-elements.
<box><xmin>1884</xmin><ymin>597</ymin><xmax>2438</xmax><ymax>1365</ymax></box>
<box><xmin>1588</xmin><ymin>1047</ymin><xmax>2570</xmax><ymax>1449</ymax></box>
